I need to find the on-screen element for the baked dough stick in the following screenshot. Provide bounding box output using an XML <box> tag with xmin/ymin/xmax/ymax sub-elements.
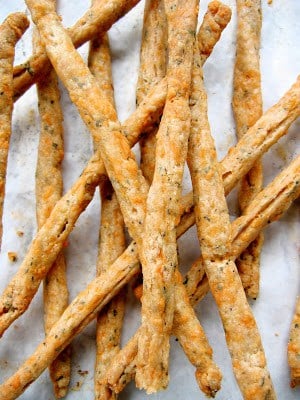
<box><xmin>136</xmin><ymin>0</ymin><xmax>167</xmax><ymax>183</ymax></box>
<box><xmin>288</xmin><ymin>297</ymin><xmax>300</xmax><ymax>388</ymax></box>
<box><xmin>33</xmin><ymin>21</ymin><xmax>70</xmax><ymax>399</ymax></box>
<box><xmin>187</xmin><ymin>42</ymin><xmax>275</xmax><ymax>398</ymax></box>
<box><xmin>2</xmin><ymin>155</ymin><xmax>299</xmax><ymax>400</ymax></box>
<box><xmin>12</xmin><ymin>0</ymin><xmax>140</xmax><ymax>101</ymax></box>
<box><xmin>88</xmin><ymin>29</ymin><xmax>126</xmax><ymax>400</ymax></box>
<box><xmin>0</xmin><ymin>13</ymin><xmax>29</xmax><ymax>248</ymax></box>
<box><xmin>136</xmin><ymin>0</ymin><xmax>198</xmax><ymax>391</ymax></box>
<box><xmin>187</xmin><ymin>154</ymin><xmax>300</xmax><ymax>304</ymax></box>
<box><xmin>232</xmin><ymin>0</ymin><xmax>263</xmax><ymax>299</ymax></box>
<box><xmin>0</xmin><ymin>74</ymin><xmax>298</xmax><ymax>340</ymax></box>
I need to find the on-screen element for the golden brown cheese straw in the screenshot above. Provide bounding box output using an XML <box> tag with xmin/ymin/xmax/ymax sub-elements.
<box><xmin>0</xmin><ymin>74</ymin><xmax>298</xmax><ymax>340</ymax></box>
<box><xmin>288</xmin><ymin>297</ymin><xmax>300</xmax><ymax>388</ymax></box>
<box><xmin>188</xmin><ymin>154</ymin><xmax>300</xmax><ymax>304</ymax></box>
<box><xmin>233</xmin><ymin>0</ymin><xmax>263</xmax><ymax>299</ymax></box>
<box><xmin>13</xmin><ymin>0</ymin><xmax>140</xmax><ymax>100</ymax></box>
<box><xmin>33</xmin><ymin>25</ymin><xmax>70</xmax><ymax>398</ymax></box>
<box><xmin>106</xmin><ymin>156</ymin><xmax>300</xmax><ymax>391</ymax></box>
<box><xmin>0</xmin><ymin>13</ymin><xmax>29</xmax><ymax>248</ymax></box>
<box><xmin>1</xmin><ymin>156</ymin><xmax>299</xmax><ymax>399</ymax></box>
<box><xmin>88</xmin><ymin>30</ymin><xmax>126</xmax><ymax>400</ymax></box>
<box><xmin>136</xmin><ymin>0</ymin><xmax>167</xmax><ymax>183</ymax></box>
<box><xmin>187</xmin><ymin>41</ymin><xmax>275</xmax><ymax>398</ymax></box>
<box><xmin>136</xmin><ymin>0</ymin><xmax>198</xmax><ymax>391</ymax></box>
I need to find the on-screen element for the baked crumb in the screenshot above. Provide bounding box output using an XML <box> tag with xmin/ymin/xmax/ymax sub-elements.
<box><xmin>7</xmin><ymin>252</ymin><xmax>17</xmax><ymax>262</ymax></box>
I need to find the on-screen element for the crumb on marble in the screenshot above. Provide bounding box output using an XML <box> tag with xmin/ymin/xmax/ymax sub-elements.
<box><xmin>8</xmin><ymin>252</ymin><xmax>18</xmax><ymax>262</ymax></box>
<box><xmin>16</xmin><ymin>230</ymin><xmax>24</xmax><ymax>237</ymax></box>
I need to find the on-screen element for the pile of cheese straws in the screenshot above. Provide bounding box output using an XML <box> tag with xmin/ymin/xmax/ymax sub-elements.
<box><xmin>0</xmin><ymin>0</ymin><xmax>299</xmax><ymax>399</ymax></box>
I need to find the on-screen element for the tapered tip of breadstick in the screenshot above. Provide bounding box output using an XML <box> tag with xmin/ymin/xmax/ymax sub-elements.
<box><xmin>4</xmin><ymin>12</ymin><xmax>29</xmax><ymax>39</ymax></box>
<box><xmin>207</xmin><ymin>1</ymin><xmax>232</xmax><ymax>28</ymax></box>
<box><xmin>195</xmin><ymin>365</ymin><xmax>222</xmax><ymax>398</ymax></box>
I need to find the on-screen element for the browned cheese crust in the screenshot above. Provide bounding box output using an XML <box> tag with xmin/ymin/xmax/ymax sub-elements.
<box><xmin>12</xmin><ymin>0</ymin><xmax>141</xmax><ymax>101</ymax></box>
<box><xmin>187</xmin><ymin>36</ymin><xmax>275</xmax><ymax>399</ymax></box>
<box><xmin>233</xmin><ymin>0</ymin><xmax>263</xmax><ymax>300</ymax></box>
<box><xmin>33</xmin><ymin>23</ymin><xmax>71</xmax><ymax>398</ymax></box>
<box><xmin>136</xmin><ymin>0</ymin><xmax>167</xmax><ymax>183</ymax></box>
<box><xmin>136</xmin><ymin>0</ymin><xmax>198</xmax><ymax>391</ymax></box>
<box><xmin>0</xmin><ymin>13</ymin><xmax>29</xmax><ymax>248</ymax></box>
<box><xmin>288</xmin><ymin>297</ymin><xmax>300</xmax><ymax>388</ymax></box>
<box><xmin>88</xmin><ymin>29</ymin><xmax>126</xmax><ymax>400</ymax></box>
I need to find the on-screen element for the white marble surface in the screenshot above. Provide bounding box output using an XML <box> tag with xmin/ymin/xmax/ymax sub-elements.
<box><xmin>0</xmin><ymin>0</ymin><xmax>299</xmax><ymax>399</ymax></box>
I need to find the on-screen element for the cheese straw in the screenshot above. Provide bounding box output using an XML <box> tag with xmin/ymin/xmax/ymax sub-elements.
<box><xmin>136</xmin><ymin>0</ymin><xmax>167</xmax><ymax>183</ymax></box>
<box><xmin>136</xmin><ymin>0</ymin><xmax>198</xmax><ymax>391</ymax></box>
<box><xmin>33</xmin><ymin>16</ymin><xmax>71</xmax><ymax>397</ymax></box>
<box><xmin>0</xmin><ymin>13</ymin><xmax>29</xmax><ymax>248</ymax></box>
<box><xmin>88</xmin><ymin>26</ymin><xmax>126</xmax><ymax>400</ymax></box>
<box><xmin>233</xmin><ymin>0</ymin><xmax>264</xmax><ymax>299</ymax></box>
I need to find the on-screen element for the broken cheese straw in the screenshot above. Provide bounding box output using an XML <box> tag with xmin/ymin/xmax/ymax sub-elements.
<box><xmin>136</xmin><ymin>0</ymin><xmax>198</xmax><ymax>391</ymax></box>
<box><xmin>0</xmin><ymin>13</ymin><xmax>29</xmax><ymax>248</ymax></box>
<box><xmin>1</xmin><ymin>136</ymin><xmax>299</xmax><ymax>400</ymax></box>
<box><xmin>33</xmin><ymin>21</ymin><xmax>71</xmax><ymax>398</ymax></box>
<box><xmin>288</xmin><ymin>296</ymin><xmax>300</xmax><ymax>388</ymax></box>
<box><xmin>233</xmin><ymin>0</ymin><xmax>264</xmax><ymax>299</ymax></box>
<box><xmin>187</xmin><ymin>36</ymin><xmax>275</xmax><ymax>398</ymax></box>
<box><xmin>13</xmin><ymin>0</ymin><xmax>141</xmax><ymax>101</ymax></box>
<box><xmin>88</xmin><ymin>27</ymin><xmax>126</xmax><ymax>400</ymax></box>
<box><xmin>106</xmin><ymin>154</ymin><xmax>300</xmax><ymax>394</ymax></box>
<box><xmin>0</xmin><ymin>72</ymin><xmax>298</xmax><ymax>340</ymax></box>
<box><xmin>187</xmin><ymin>154</ymin><xmax>300</xmax><ymax>305</ymax></box>
<box><xmin>136</xmin><ymin>0</ymin><xmax>167</xmax><ymax>183</ymax></box>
